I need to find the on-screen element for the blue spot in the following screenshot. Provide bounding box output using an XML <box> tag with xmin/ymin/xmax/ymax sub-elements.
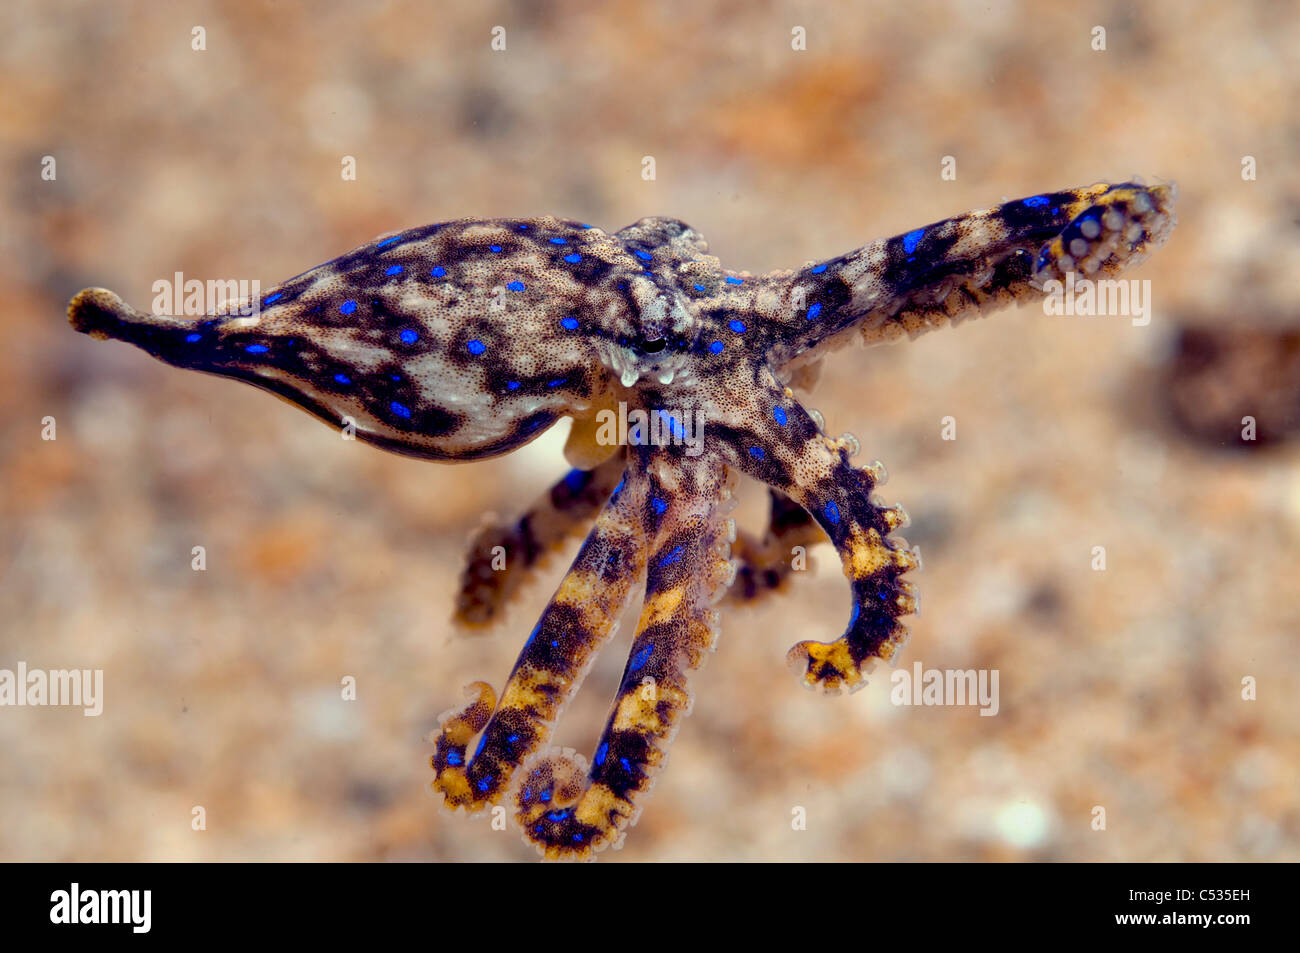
<box><xmin>334</xmin><ymin>373</ymin><xmax>351</xmax><ymax>385</ymax></box>
<box><xmin>550</xmin><ymin>639</ymin><xmax>559</xmax><ymax>649</ymax></box>
<box><xmin>540</xmin><ymin>788</ymin><xmax>552</xmax><ymax>803</ymax></box>
<box><xmin>399</xmin><ymin>329</ymin><xmax>418</xmax><ymax>344</ymax></box>
<box><xmin>560</xmin><ymin>316</ymin><xmax>579</xmax><ymax>330</ymax></box>
<box><xmin>185</xmin><ymin>333</ymin><xmax>201</xmax><ymax>343</ymax></box>
<box><xmin>506</xmin><ymin>380</ymin><xmax>521</xmax><ymax>390</ymax></box>
<box><xmin>612</xmin><ymin>477</ymin><xmax>625</xmax><ymax>496</ymax></box>
<box><xmin>507</xmin><ymin>280</ymin><xmax>525</xmax><ymax>292</ymax></box>
<box><xmin>524</xmin><ymin>622</ymin><xmax>542</xmax><ymax>651</ymax></box>
<box><xmin>390</xmin><ymin>401</ymin><xmax>412</xmax><ymax>419</ymax></box>
<box><xmin>807</xmin><ymin>302</ymin><xmax>822</xmax><ymax>320</ymax></box>
<box><xmin>693</xmin><ymin>283</ymin><xmax>707</xmax><ymax>292</ymax></box>
<box><xmin>476</xmin><ymin>777</ymin><xmax>491</xmax><ymax>793</ymax></box>
<box><xmin>506</xmin><ymin>733</ymin><xmax>519</xmax><ymax>744</ymax></box>
<box><xmin>572</xmin><ymin>832</ymin><xmax>584</xmax><ymax>843</ymax></box>
<box><xmin>725</xmin><ymin>276</ymin><xmax>743</xmax><ymax>285</ymax></box>
<box><xmin>263</xmin><ymin>292</ymin><xmax>283</xmax><ymax>305</ymax></box>
<box><xmin>518</xmin><ymin>224</ymin><xmax>529</xmax><ymax>230</ymax></box>
<box><xmin>446</xmin><ymin>750</ymin><xmax>462</xmax><ymax>766</ymax></box>
<box><xmin>850</xmin><ymin>602</ymin><xmax>861</xmax><ymax>627</ymax></box>
<box><xmin>824</xmin><ymin>501</ymin><xmax>841</xmax><ymax>525</ymax></box>
<box><xmin>245</xmin><ymin>344</ymin><xmax>268</xmax><ymax>353</ymax></box>
<box><xmin>634</xmin><ymin>249</ymin><xmax>652</xmax><ymax>261</ymax></box>
<box><xmin>903</xmin><ymin>228</ymin><xmax>925</xmax><ymax>255</ymax></box>
<box><xmin>549</xmin><ymin>237</ymin><xmax>568</xmax><ymax>244</ymax></box>
<box><xmin>430</xmin><ymin>266</ymin><xmax>446</xmax><ymax>278</ymax></box>
<box><xmin>377</xmin><ymin>236</ymin><xmax>400</xmax><ymax>248</ymax></box>
<box><xmin>1023</xmin><ymin>195</ymin><xmax>1050</xmax><ymax>208</ymax></box>
<box><xmin>391</xmin><ymin>374</ymin><xmax>401</xmax><ymax>381</ymax></box>
<box><xmin>489</xmin><ymin>244</ymin><xmax>503</xmax><ymax>252</ymax></box>
<box><xmin>385</xmin><ymin>264</ymin><xmax>403</xmax><ymax>276</ymax></box>
<box><xmin>773</xmin><ymin>406</ymin><xmax>787</xmax><ymax>426</ymax></box>
<box><xmin>658</xmin><ymin>545</ymin><xmax>684</xmax><ymax>568</ymax></box>
<box><xmin>629</xmin><ymin>643</ymin><xmax>653</xmax><ymax>672</ymax></box>
<box><xmin>563</xmin><ymin>468</ymin><xmax>587</xmax><ymax>492</ymax></box>
<box><xmin>473</xmin><ymin>733</ymin><xmax>489</xmax><ymax>760</ymax></box>
<box><xmin>579</xmin><ymin>223</ymin><xmax>592</xmax><ymax>229</ymax></box>
<box><xmin>547</xmin><ymin>808</ymin><xmax>572</xmax><ymax>822</ymax></box>
<box><xmin>652</xmin><ymin>497</ymin><xmax>667</xmax><ymax>515</ymax></box>
<box><xmin>467</xmin><ymin>339</ymin><xmax>486</xmax><ymax>355</ymax></box>
<box><xmin>709</xmin><ymin>340</ymin><xmax>724</xmax><ymax>354</ymax></box>
<box><xmin>749</xmin><ymin>446</ymin><xmax>765</xmax><ymax>460</ymax></box>
<box><xmin>729</xmin><ymin>319</ymin><xmax>746</xmax><ymax>333</ymax></box>
<box><xmin>564</xmin><ymin>253</ymin><xmax>581</xmax><ymax>263</ymax></box>
<box><xmin>547</xmin><ymin>378</ymin><xmax>563</xmax><ymax>387</ymax></box>
<box><xmin>339</xmin><ymin>300</ymin><xmax>357</xmax><ymax>315</ymax></box>
<box><xmin>595</xmin><ymin>742</ymin><xmax>608</xmax><ymax>766</ymax></box>
<box><xmin>620</xmin><ymin>758</ymin><xmax>632</xmax><ymax>772</ymax></box>
<box><xmin>657</xmin><ymin>411</ymin><xmax>686</xmax><ymax>440</ymax></box>
<box><xmin>812</xmin><ymin>263</ymin><xmax>828</xmax><ymax>274</ymax></box>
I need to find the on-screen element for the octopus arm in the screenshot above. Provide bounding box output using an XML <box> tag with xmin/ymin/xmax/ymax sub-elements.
<box><xmin>431</xmin><ymin>462</ymin><xmax>648</xmax><ymax>810</ymax></box>
<box><xmin>752</xmin><ymin>182</ymin><xmax>1177</xmax><ymax>369</ymax></box>
<box><xmin>455</xmin><ymin>454</ymin><xmax>627</xmax><ymax>628</ymax></box>
<box><xmin>513</xmin><ymin>451</ymin><xmax>735</xmax><ymax>859</ymax></box>
<box><xmin>701</xmin><ymin>361</ymin><xmax>919</xmax><ymax>693</ymax></box>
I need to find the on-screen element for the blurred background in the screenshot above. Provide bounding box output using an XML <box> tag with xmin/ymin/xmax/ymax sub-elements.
<box><xmin>1</xmin><ymin>0</ymin><xmax>1296</xmax><ymax>861</ymax></box>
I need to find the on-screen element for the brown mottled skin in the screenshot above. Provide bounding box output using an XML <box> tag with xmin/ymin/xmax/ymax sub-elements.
<box><xmin>69</xmin><ymin>181</ymin><xmax>1176</xmax><ymax>858</ymax></box>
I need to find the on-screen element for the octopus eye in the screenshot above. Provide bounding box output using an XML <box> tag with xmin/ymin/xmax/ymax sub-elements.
<box><xmin>640</xmin><ymin>337</ymin><xmax>666</xmax><ymax>354</ymax></box>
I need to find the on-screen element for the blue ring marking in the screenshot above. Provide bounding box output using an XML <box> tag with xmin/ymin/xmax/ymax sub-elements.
<box><xmin>334</xmin><ymin>373</ymin><xmax>351</xmax><ymax>385</ymax></box>
<box><xmin>445</xmin><ymin>750</ymin><xmax>463</xmax><ymax>766</ymax></box>
<box><xmin>560</xmin><ymin>316</ymin><xmax>579</xmax><ymax>330</ymax></box>
<box><xmin>263</xmin><ymin>292</ymin><xmax>283</xmax><ymax>305</ymax></box>
<box><xmin>634</xmin><ymin>249</ymin><xmax>652</xmax><ymax>261</ymax></box>
<box><xmin>748</xmin><ymin>446</ymin><xmax>765</xmax><ymax>460</ymax></box>
<box><xmin>399</xmin><ymin>329</ymin><xmax>418</xmax><ymax>344</ymax></box>
<box><xmin>595</xmin><ymin>742</ymin><xmax>609</xmax><ymax>767</ymax></box>
<box><xmin>850</xmin><ymin>602</ymin><xmax>861</xmax><ymax>627</ymax></box>
<box><xmin>658</xmin><ymin>545</ymin><xmax>684</xmax><ymax>568</ymax></box>
<box><xmin>506</xmin><ymin>380</ymin><xmax>521</xmax><ymax>390</ymax></box>
<box><xmin>385</xmin><ymin>264</ymin><xmax>403</xmax><ymax>276</ymax></box>
<box><xmin>564</xmin><ymin>253</ymin><xmax>581</xmax><ymax>263</ymax></box>
<box><xmin>903</xmin><ymin>228</ymin><xmax>925</xmax><ymax>255</ymax></box>
<box><xmin>245</xmin><ymin>344</ymin><xmax>268</xmax><ymax>353</ymax></box>
<box><xmin>725</xmin><ymin>275</ymin><xmax>744</xmax><ymax>285</ymax></box>
<box><xmin>489</xmin><ymin>244</ymin><xmax>503</xmax><ymax>252</ymax></box>
<box><xmin>430</xmin><ymin>266</ymin><xmax>446</xmax><ymax>278</ymax></box>
<box><xmin>693</xmin><ymin>283</ymin><xmax>707</xmax><ymax>292</ymax></box>
<box><xmin>185</xmin><ymin>333</ymin><xmax>201</xmax><ymax>343</ymax></box>
<box><xmin>811</xmin><ymin>263</ymin><xmax>828</xmax><ymax>274</ymax></box>
<box><xmin>612</xmin><ymin>477</ymin><xmax>626</xmax><ymax>496</ymax></box>
<box><xmin>629</xmin><ymin>642</ymin><xmax>654</xmax><ymax>672</ymax></box>
<box><xmin>377</xmin><ymin>236</ymin><xmax>400</xmax><ymax>248</ymax></box>
<box><xmin>467</xmin><ymin>339</ymin><xmax>487</xmax><ymax>355</ymax></box>
<box><xmin>619</xmin><ymin>758</ymin><xmax>632</xmax><ymax>772</ymax></box>
<box><xmin>773</xmin><ymin>406</ymin><xmax>787</xmax><ymax>426</ymax></box>
<box><xmin>476</xmin><ymin>777</ymin><xmax>491</xmax><ymax>793</ymax></box>
<box><xmin>507</xmin><ymin>280</ymin><xmax>525</xmax><ymax>291</ymax></box>
<box><xmin>547</xmin><ymin>378</ymin><xmax>563</xmax><ymax>387</ymax></box>
<box><xmin>652</xmin><ymin>497</ymin><xmax>667</xmax><ymax>515</ymax></box>
<box><xmin>807</xmin><ymin>302</ymin><xmax>822</xmax><ymax>320</ymax></box>
<box><xmin>549</xmin><ymin>237</ymin><xmax>567</xmax><ymax>244</ymax></box>
<box><xmin>1023</xmin><ymin>195</ymin><xmax>1050</xmax><ymax>208</ymax></box>
<box><xmin>339</xmin><ymin>300</ymin><xmax>357</xmax><ymax>315</ymax></box>
<box><xmin>518</xmin><ymin>224</ymin><xmax>529</xmax><ymax>230</ymax></box>
<box><xmin>824</xmin><ymin>500</ymin><xmax>841</xmax><ymax>525</ymax></box>
<box><xmin>728</xmin><ymin>319</ymin><xmax>746</xmax><ymax>333</ymax></box>
<box><xmin>390</xmin><ymin>401</ymin><xmax>412</xmax><ymax>419</ymax></box>
<box><xmin>709</xmin><ymin>340</ymin><xmax>724</xmax><ymax>353</ymax></box>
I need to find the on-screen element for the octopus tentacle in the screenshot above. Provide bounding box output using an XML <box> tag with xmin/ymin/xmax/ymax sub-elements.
<box><xmin>455</xmin><ymin>453</ymin><xmax>627</xmax><ymax>628</ymax></box>
<box><xmin>723</xmin><ymin>488</ymin><xmax>823</xmax><ymax>605</ymax></box>
<box><xmin>514</xmin><ymin>451</ymin><xmax>735</xmax><ymax>859</ymax></box>
<box><xmin>745</xmin><ymin>182</ymin><xmax>1177</xmax><ymax>369</ymax></box>
<box><xmin>703</xmin><ymin>362</ymin><xmax>918</xmax><ymax>693</ymax></box>
<box><xmin>431</xmin><ymin>462</ymin><xmax>648</xmax><ymax>810</ymax></box>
